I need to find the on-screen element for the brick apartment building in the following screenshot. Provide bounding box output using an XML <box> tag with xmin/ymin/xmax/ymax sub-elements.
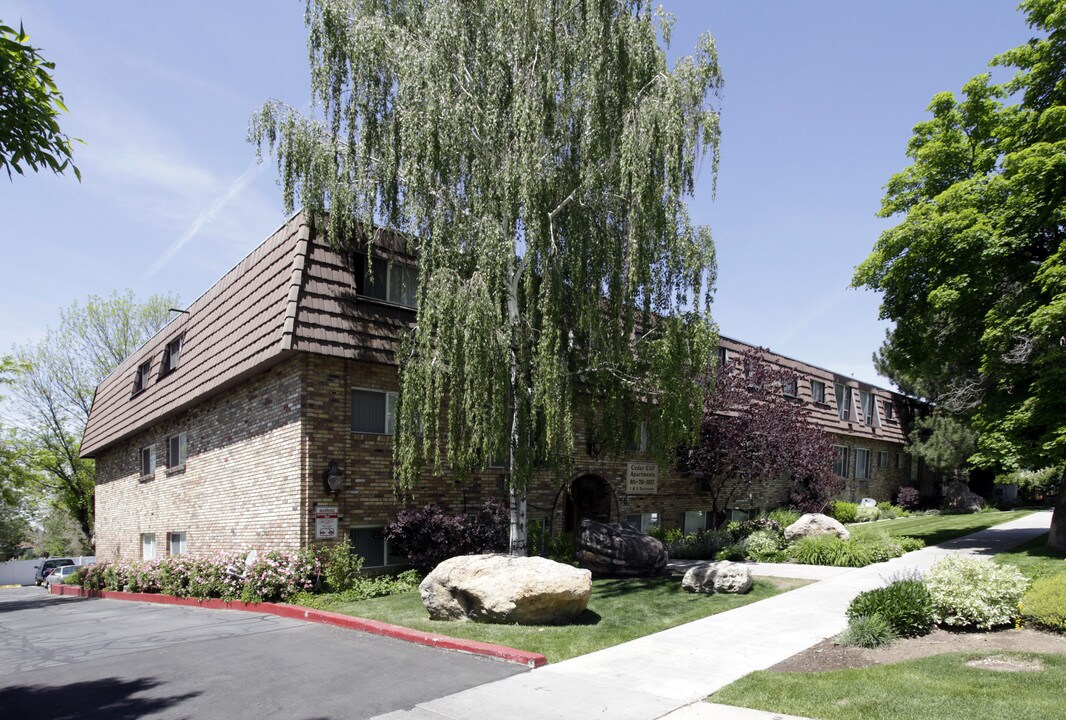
<box><xmin>82</xmin><ymin>213</ymin><xmax>934</xmax><ymax>564</ymax></box>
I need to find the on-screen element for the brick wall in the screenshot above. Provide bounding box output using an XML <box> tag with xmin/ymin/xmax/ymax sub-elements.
<box><xmin>94</xmin><ymin>358</ymin><xmax>305</xmax><ymax>561</ymax></box>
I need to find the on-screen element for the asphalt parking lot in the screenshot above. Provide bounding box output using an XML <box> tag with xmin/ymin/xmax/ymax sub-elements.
<box><xmin>0</xmin><ymin>586</ymin><xmax>526</xmax><ymax>719</ymax></box>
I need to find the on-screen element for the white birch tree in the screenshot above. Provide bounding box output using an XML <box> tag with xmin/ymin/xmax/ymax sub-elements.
<box><xmin>252</xmin><ymin>0</ymin><xmax>722</xmax><ymax>553</ymax></box>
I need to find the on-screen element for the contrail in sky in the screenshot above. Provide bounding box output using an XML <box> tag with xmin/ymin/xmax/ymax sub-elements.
<box><xmin>142</xmin><ymin>161</ymin><xmax>266</xmax><ymax>280</ymax></box>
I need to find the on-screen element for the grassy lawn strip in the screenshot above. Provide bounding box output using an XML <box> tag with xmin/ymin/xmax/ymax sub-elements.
<box><xmin>711</xmin><ymin>652</ymin><xmax>1066</xmax><ymax>720</ymax></box>
<box><xmin>993</xmin><ymin>532</ymin><xmax>1066</xmax><ymax>581</ymax></box>
<box><xmin>848</xmin><ymin>509</ymin><xmax>1033</xmax><ymax>546</ymax></box>
<box><xmin>326</xmin><ymin>576</ymin><xmax>804</xmax><ymax>664</ymax></box>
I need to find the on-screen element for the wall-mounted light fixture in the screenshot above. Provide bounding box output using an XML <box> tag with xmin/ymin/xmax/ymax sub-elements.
<box><xmin>324</xmin><ymin>459</ymin><xmax>343</xmax><ymax>493</ymax></box>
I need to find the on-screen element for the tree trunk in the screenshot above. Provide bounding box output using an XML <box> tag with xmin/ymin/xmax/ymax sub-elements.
<box><xmin>1048</xmin><ymin>465</ymin><xmax>1066</xmax><ymax>552</ymax></box>
<box><xmin>509</xmin><ymin>487</ymin><xmax>528</xmax><ymax>556</ymax></box>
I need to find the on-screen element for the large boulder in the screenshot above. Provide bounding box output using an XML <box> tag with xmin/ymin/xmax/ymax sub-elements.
<box><xmin>574</xmin><ymin>519</ymin><xmax>668</xmax><ymax>576</ymax></box>
<box><xmin>784</xmin><ymin>513</ymin><xmax>851</xmax><ymax>542</ymax></box>
<box><xmin>943</xmin><ymin>480</ymin><xmax>985</xmax><ymax>513</ymax></box>
<box><xmin>681</xmin><ymin>561</ymin><xmax>753</xmax><ymax>595</ymax></box>
<box><xmin>419</xmin><ymin>554</ymin><xmax>591</xmax><ymax>624</ymax></box>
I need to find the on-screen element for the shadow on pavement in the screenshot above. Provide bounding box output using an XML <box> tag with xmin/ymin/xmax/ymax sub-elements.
<box><xmin>0</xmin><ymin>677</ymin><xmax>200</xmax><ymax>719</ymax></box>
<box><xmin>0</xmin><ymin>595</ymin><xmax>91</xmax><ymax>614</ymax></box>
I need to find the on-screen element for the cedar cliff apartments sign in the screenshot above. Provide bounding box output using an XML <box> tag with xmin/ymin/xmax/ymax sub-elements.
<box><xmin>626</xmin><ymin>462</ymin><xmax>658</xmax><ymax>494</ymax></box>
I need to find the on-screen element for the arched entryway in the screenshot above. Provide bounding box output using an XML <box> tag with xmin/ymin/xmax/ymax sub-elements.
<box><xmin>563</xmin><ymin>474</ymin><xmax>613</xmax><ymax>532</ymax></box>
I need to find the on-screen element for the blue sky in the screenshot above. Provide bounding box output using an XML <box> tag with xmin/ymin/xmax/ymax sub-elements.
<box><xmin>0</xmin><ymin>1</ymin><xmax>1035</xmax><ymax>388</ymax></box>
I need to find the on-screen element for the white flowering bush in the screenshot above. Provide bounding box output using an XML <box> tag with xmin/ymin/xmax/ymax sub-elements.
<box><xmin>924</xmin><ymin>555</ymin><xmax>1029</xmax><ymax>629</ymax></box>
<box><xmin>741</xmin><ymin>529</ymin><xmax>786</xmax><ymax>562</ymax></box>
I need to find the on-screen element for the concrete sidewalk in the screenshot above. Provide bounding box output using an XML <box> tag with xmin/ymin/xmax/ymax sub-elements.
<box><xmin>375</xmin><ymin>511</ymin><xmax>1052</xmax><ymax>720</ymax></box>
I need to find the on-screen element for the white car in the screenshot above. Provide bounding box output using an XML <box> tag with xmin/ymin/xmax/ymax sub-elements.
<box><xmin>43</xmin><ymin>564</ymin><xmax>80</xmax><ymax>589</ymax></box>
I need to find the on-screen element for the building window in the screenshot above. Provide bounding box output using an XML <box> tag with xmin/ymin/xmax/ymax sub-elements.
<box><xmin>140</xmin><ymin>446</ymin><xmax>156</xmax><ymax>479</ymax></box>
<box><xmin>351</xmin><ymin>389</ymin><xmax>398</xmax><ymax>434</ymax></box>
<box><xmin>132</xmin><ymin>361</ymin><xmax>151</xmax><ymax>394</ymax></box>
<box><xmin>782</xmin><ymin>377</ymin><xmax>798</xmax><ymax>397</ymax></box>
<box><xmin>860</xmin><ymin>390</ymin><xmax>877</xmax><ymax>426</ymax></box>
<box><xmin>717</xmin><ymin>347</ymin><xmax>728</xmax><ymax>367</ymax></box>
<box><xmin>854</xmin><ymin>448</ymin><xmax>872</xmax><ymax>479</ymax></box>
<box><xmin>835</xmin><ymin>384</ymin><xmax>853</xmax><ymax>421</ymax></box>
<box><xmin>877</xmin><ymin>451</ymin><xmax>889</xmax><ymax>468</ymax></box>
<box><xmin>141</xmin><ymin>533</ymin><xmax>156</xmax><ymax>560</ymax></box>
<box><xmin>167</xmin><ymin>433</ymin><xmax>187</xmax><ymax>469</ymax></box>
<box><xmin>626</xmin><ymin>420</ymin><xmax>649</xmax><ymax>454</ymax></box>
<box><xmin>160</xmin><ymin>336</ymin><xmax>182</xmax><ymax>375</ymax></box>
<box><xmin>896</xmin><ymin>452</ymin><xmax>906</xmax><ymax>470</ymax></box>
<box><xmin>353</xmin><ymin>253</ymin><xmax>418</xmax><ymax>308</ymax></box>
<box><xmin>810</xmin><ymin>379</ymin><xmax>826</xmax><ymax>404</ymax></box>
<box><xmin>832</xmin><ymin>445</ymin><xmax>849</xmax><ymax>477</ymax></box>
<box><xmin>168</xmin><ymin>532</ymin><xmax>187</xmax><ymax>555</ymax></box>
<box><xmin>681</xmin><ymin>510</ymin><xmax>710</xmax><ymax>534</ymax></box>
<box><xmin>625</xmin><ymin>513</ymin><xmax>660</xmax><ymax>533</ymax></box>
<box><xmin>350</xmin><ymin>526</ymin><xmax>404</xmax><ymax>568</ymax></box>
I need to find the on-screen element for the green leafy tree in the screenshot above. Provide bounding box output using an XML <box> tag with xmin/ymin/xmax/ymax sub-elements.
<box><xmin>907</xmin><ymin>413</ymin><xmax>978</xmax><ymax>483</ymax></box>
<box><xmin>0</xmin><ymin>21</ymin><xmax>79</xmax><ymax>180</ymax></box>
<box><xmin>252</xmin><ymin>0</ymin><xmax>722</xmax><ymax>553</ymax></box>
<box><xmin>5</xmin><ymin>290</ymin><xmax>178</xmax><ymax>545</ymax></box>
<box><xmin>853</xmin><ymin>0</ymin><xmax>1066</xmax><ymax>549</ymax></box>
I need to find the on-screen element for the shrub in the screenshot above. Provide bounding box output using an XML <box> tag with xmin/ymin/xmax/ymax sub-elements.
<box><xmin>830</xmin><ymin>501</ymin><xmax>858</xmax><ymax>524</ymax></box>
<box><xmin>666</xmin><ymin>529</ymin><xmax>731</xmax><ymax>560</ymax></box>
<box><xmin>315</xmin><ymin>538</ymin><xmax>364</xmax><ymax>592</ymax></box>
<box><xmin>895</xmin><ymin>486</ymin><xmax>920</xmax><ymax>510</ymax></box>
<box><xmin>876</xmin><ymin>502</ymin><xmax>900</xmax><ymax>520</ymax></box>
<box><xmin>529</xmin><ymin>521</ymin><xmax>576</xmax><ymax>563</ymax></box>
<box><xmin>790</xmin><ymin>531</ymin><xmax>909</xmax><ymax>567</ymax></box>
<box><xmin>647</xmin><ymin>525</ymin><xmax>683</xmax><ymax>544</ymax></box>
<box><xmin>742</xmin><ymin>529</ymin><xmax>787</xmax><ymax>562</ymax></box>
<box><xmin>727</xmin><ymin>517</ymin><xmax>782</xmax><ymax>542</ymax></box>
<box><xmin>836</xmin><ymin>613</ymin><xmax>897</xmax><ymax>648</ymax></box>
<box><xmin>847</xmin><ymin>578</ymin><xmax>934</xmax><ymax>638</ymax></box>
<box><xmin>854</xmin><ymin>506</ymin><xmax>880</xmax><ymax>523</ymax></box>
<box><xmin>292</xmin><ymin>569</ymin><xmax>422</xmax><ymax>608</ymax></box>
<box><xmin>763</xmin><ymin>508</ymin><xmax>801</xmax><ymax>528</ymax></box>
<box><xmin>239</xmin><ymin>548</ymin><xmax>319</xmax><ymax>602</ymax></box>
<box><xmin>896</xmin><ymin>536</ymin><xmax>925</xmax><ymax>553</ymax></box>
<box><xmin>1018</xmin><ymin>573</ymin><xmax>1066</xmax><ymax>632</ymax></box>
<box><xmin>925</xmin><ymin>555</ymin><xmax>1029</xmax><ymax>629</ymax></box>
<box><xmin>715</xmin><ymin>544</ymin><xmax>747</xmax><ymax>561</ymax></box>
<box><xmin>384</xmin><ymin>498</ymin><xmax>509</xmax><ymax>570</ymax></box>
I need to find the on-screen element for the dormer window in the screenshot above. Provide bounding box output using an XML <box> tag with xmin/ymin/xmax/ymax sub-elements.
<box><xmin>160</xmin><ymin>336</ymin><xmax>182</xmax><ymax>376</ymax></box>
<box><xmin>353</xmin><ymin>252</ymin><xmax>417</xmax><ymax>308</ymax></box>
<box><xmin>132</xmin><ymin>361</ymin><xmax>151</xmax><ymax>395</ymax></box>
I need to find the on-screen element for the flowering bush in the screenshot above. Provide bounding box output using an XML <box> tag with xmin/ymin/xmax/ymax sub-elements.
<box><xmin>68</xmin><ymin>549</ymin><xmax>317</xmax><ymax>603</ymax></box>
<box><xmin>925</xmin><ymin>555</ymin><xmax>1029</xmax><ymax>629</ymax></box>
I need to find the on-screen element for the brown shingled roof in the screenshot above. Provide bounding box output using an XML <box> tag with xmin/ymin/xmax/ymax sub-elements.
<box><xmin>81</xmin><ymin>213</ymin><xmax>419</xmax><ymax>458</ymax></box>
<box><xmin>81</xmin><ymin>214</ymin><xmax>312</xmax><ymax>457</ymax></box>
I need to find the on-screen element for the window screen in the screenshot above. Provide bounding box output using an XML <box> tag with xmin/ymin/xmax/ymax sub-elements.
<box><xmin>351</xmin><ymin>389</ymin><xmax>387</xmax><ymax>433</ymax></box>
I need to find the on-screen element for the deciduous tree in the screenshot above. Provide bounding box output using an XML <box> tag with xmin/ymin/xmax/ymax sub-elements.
<box><xmin>5</xmin><ymin>290</ymin><xmax>177</xmax><ymax>545</ymax></box>
<box><xmin>688</xmin><ymin>349</ymin><xmax>842</xmax><ymax>525</ymax></box>
<box><xmin>853</xmin><ymin>0</ymin><xmax>1066</xmax><ymax>549</ymax></box>
<box><xmin>252</xmin><ymin>0</ymin><xmax>722</xmax><ymax>552</ymax></box>
<box><xmin>0</xmin><ymin>21</ymin><xmax>79</xmax><ymax>180</ymax></box>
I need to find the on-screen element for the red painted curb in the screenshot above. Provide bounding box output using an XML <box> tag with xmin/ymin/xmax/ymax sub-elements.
<box><xmin>49</xmin><ymin>583</ymin><xmax>547</xmax><ymax>668</ymax></box>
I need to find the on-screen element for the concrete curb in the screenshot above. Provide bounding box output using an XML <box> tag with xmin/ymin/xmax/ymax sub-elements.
<box><xmin>48</xmin><ymin>584</ymin><xmax>546</xmax><ymax>668</ymax></box>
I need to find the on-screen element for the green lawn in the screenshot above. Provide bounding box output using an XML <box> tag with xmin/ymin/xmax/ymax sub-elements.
<box><xmin>993</xmin><ymin>532</ymin><xmax>1066</xmax><ymax>581</ymax></box>
<box><xmin>326</xmin><ymin>576</ymin><xmax>803</xmax><ymax>663</ymax></box>
<box><xmin>848</xmin><ymin>509</ymin><xmax>1033</xmax><ymax>546</ymax></box>
<box><xmin>711</xmin><ymin>652</ymin><xmax>1066</xmax><ymax>720</ymax></box>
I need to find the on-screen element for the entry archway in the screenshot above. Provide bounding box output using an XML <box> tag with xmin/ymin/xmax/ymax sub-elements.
<box><xmin>563</xmin><ymin>474</ymin><xmax>613</xmax><ymax>532</ymax></box>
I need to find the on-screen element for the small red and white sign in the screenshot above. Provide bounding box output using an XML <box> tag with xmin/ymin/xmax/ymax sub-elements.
<box><xmin>315</xmin><ymin>505</ymin><xmax>339</xmax><ymax>539</ymax></box>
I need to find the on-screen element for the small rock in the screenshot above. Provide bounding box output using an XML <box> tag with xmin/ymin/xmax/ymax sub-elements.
<box><xmin>784</xmin><ymin>513</ymin><xmax>851</xmax><ymax>542</ymax></box>
<box><xmin>943</xmin><ymin>480</ymin><xmax>985</xmax><ymax>513</ymax></box>
<box><xmin>682</xmin><ymin>561</ymin><xmax>753</xmax><ymax>594</ymax></box>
